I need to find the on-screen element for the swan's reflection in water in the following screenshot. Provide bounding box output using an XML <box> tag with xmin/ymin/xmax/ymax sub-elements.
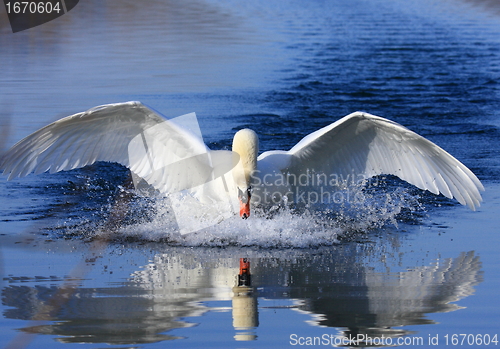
<box><xmin>232</xmin><ymin>258</ymin><xmax>258</xmax><ymax>341</ymax></box>
<box><xmin>1</xmin><ymin>247</ymin><xmax>482</xmax><ymax>346</ymax></box>
<box><xmin>285</xmin><ymin>251</ymin><xmax>482</xmax><ymax>342</ymax></box>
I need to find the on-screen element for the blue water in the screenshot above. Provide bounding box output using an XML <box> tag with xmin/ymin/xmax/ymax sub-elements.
<box><xmin>1</xmin><ymin>0</ymin><xmax>500</xmax><ymax>347</ymax></box>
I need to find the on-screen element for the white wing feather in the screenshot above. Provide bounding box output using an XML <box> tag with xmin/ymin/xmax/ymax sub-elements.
<box><xmin>0</xmin><ymin>101</ymin><xmax>231</xmax><ymax>195</ymax></box>
<box><xmin>1</xmin><ymin>106</ymin><xmax>484</xmax><ymax>211</ymax></box>
<box><xmin>259</xmin><ymin>112</ymin><xmax>484</xmax><ymax>210</ymax></box>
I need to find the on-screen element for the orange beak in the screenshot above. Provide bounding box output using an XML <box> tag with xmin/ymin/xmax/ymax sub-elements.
<box><xmin>240</xmin><ymin>199</ymin><xmax>250</xmax><ymax>219</ymax></box>
<box><xmin>238</xmin><ymin>188</ymin><xmax>251</xmax><ymax>219</ymax></box>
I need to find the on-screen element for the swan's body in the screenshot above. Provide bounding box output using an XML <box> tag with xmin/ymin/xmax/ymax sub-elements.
<box><xmin>0</xmin><ymin>101</ymin><xmax>484</xmax><ymax>222</ymax></box>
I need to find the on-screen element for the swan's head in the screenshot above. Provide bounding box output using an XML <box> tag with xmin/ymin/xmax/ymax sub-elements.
<box><xmin>232</xmin><ymin>129</ymin><xmax>259</xmax><ymax>219</ymax></box>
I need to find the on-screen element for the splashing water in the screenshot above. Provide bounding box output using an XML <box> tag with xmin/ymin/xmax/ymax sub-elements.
<box><xmin>54</xmin><ymin>177</ymin><xmax>423</xmax><ymax>248</ymax></box>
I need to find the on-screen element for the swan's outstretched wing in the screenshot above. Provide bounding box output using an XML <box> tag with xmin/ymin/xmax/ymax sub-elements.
<box><xmin>0</xmin><ymin>101</ymin><xmax>230</xmax><ymax>194</ymax></box>
<box><xmin>259</xmin><ymin>112</ymin><xmax>484</xmax><ymax>210</ymax></box>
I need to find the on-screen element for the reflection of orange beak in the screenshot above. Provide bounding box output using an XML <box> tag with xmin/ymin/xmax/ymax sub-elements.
<box><xmin>240</xmin><ymin>199</ymin><xmax>250</xmax><ymax>219</ymax></box>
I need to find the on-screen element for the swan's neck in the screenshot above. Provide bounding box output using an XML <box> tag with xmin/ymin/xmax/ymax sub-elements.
<box><xmin>232</xmin><ymin>129</ymin><xmax>259</xmax><ymax>189</ymax></box>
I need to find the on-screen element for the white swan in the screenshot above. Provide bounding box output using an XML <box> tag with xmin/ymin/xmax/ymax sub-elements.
<box><xmin>0</xmin><ymin>101</ymin><xmax>484</xmax><ymax>221</ymax></box>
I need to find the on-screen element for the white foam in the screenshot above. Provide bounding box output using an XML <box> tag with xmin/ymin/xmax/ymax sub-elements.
<box><xmin>110</xmin><ymin>183</ymin><xmax>421</xmax><ymax>248</ymax></box>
